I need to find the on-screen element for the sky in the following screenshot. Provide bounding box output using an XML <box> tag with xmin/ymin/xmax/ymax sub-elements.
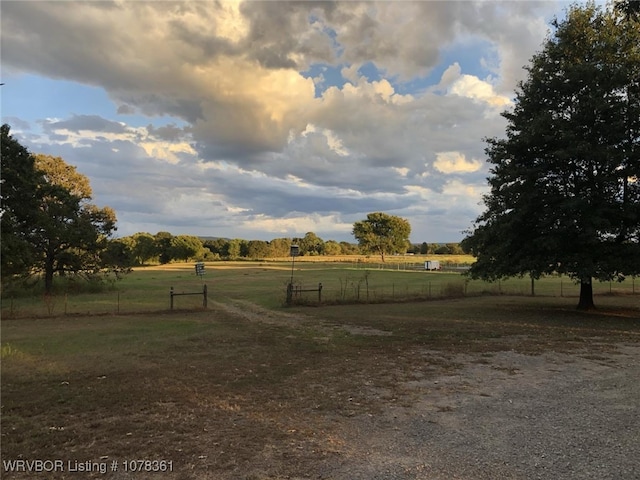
<box><xmin>1</xmin><ymin>0</ymin><xmax>584</xmax><ymax>243</ymax></box>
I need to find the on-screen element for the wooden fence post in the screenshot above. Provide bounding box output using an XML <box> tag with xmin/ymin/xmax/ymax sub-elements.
<box><xmin>286</xmin><ymin>283</ymin><xmax>293</xmax><ymax>305</ymax></box>
<box><xmin>318</xmin><ymin>283</ymin><xmax>323</xmax><ymax>302</ymax></box>
<box><xmin>170</xmin><ymin>286</ymin><xmax>174</xmax><ymax>310</ymax></box>
<box><xmin>203</xmin><ymin>284</ymin><xmax>208</xmax><ymax>309</ymax></box>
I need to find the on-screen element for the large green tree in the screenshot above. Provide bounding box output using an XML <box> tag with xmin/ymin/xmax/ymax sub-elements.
<box><xmin>462</xmin><ymin>3</ymin><xmax>640</xmax><ymax>310</ymax></box>
<box><xmin>1</xmin><ymin>130</ymin><xmax>119</xmax><ymax>293</ymax></box>
<box><xmin>297</xmin><ymin>232</ymin><xmax>325</xmax><ymax>256</ymax></box>
<box><xmin>1</xmin><ymin>125</ymin><xmax>43</xmax><ymax>277</ymax></box>
<box><xmin>33</xmin><ymin>155</ymin><xmax>117</xmax><ymax>293</ymax></box>
<box><xmin>324</xmin><ymin>240</ymin><xmax>343</xmax><ymax>256</ymax></box>
<box><xmin>132</xmin><ymin>232</ymin><xmax>158</xmax><ymax>265</ymax></box>
<box><xmin>267</xmin><ymin>237</ymin><xmax>292</xmax><ymax>257</ymax></box>
<box><xmin>246</xmin><ymin>239</ymin><xmax>269</xmax><ymax>259</ymax></box>
<box><xmin>154</xmin><ymin>231</ymin><xmax>174</xmax><ymax>264</ymax></box>
<box><xmin>352</xmin><ymin>212</ymin><xmax>411</xmax><ymax>262</ymax></box>
<box><xmin>169</xmin><ymin>235</ymin><xmax>205</xmax><ymax>261</ymax></box>
<box><xmin>225</xmin><ymin>239</ymin><xmax>242</xmax><ymax>259</ymax></box>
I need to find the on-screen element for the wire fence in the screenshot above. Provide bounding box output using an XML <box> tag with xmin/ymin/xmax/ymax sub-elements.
<box><xmin>2</xmin><ymin>286</ymin><xmax>209</xmax><ymax>319</ymax></box>
<box><xmin>290</xmin><ymin>274</ymin><xmax>639</xmax><ymax>304</ymax></box>
<box><xmin>2</xmin><ymin>271</ymin><xmax>638</xmax><ymax>318</ymax></box>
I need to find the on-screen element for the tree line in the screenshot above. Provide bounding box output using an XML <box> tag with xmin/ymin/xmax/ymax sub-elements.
<box><xmin>107</xmin><ymin>231</ymin><xmax>465</xmax><ymax>266</ymax></box>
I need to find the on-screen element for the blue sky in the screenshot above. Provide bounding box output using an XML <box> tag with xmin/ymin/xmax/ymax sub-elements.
<box><xmin>2</xmin><ymin>0</ymin><xmax>576</xmax><ymax>243</ymax></box>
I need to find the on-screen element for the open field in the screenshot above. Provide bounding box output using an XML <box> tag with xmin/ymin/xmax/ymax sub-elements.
<box><xmin>254</xmin><ymin>254</ymin><xmax>476</xmax><ymax>265</ymax></box>
<box><xmin>1</xmin><ymin>260</ymin><xmax>638</xmax><ymax>318</ymax></box>
<box><xmin>2</xmin><ymin>265</ymin><xmax>639</xmax><ymax>479</ymax></box>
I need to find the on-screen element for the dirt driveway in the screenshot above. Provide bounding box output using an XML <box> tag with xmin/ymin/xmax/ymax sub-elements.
<box><xmin>205</xmin><ymin>300</ymin><xmax>640</xmax><ymax>480</ymax></box>
<box><xmin>312</xmin><ymin>344</ymin><xmax>640</xmax><ymax>480</ymax></box>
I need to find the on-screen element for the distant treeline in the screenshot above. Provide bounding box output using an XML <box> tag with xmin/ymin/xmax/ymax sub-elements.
<box><xmin>111</xmin><ymin>231</ymin><xmax>466</xmax><ymax>265</ymax></box>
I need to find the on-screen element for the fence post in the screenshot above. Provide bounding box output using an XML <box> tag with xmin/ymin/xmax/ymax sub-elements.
<box><xmin>286</xmin><ymin>283</ymin><xmax>293</xmax><ymax>305</ymax></box>
<box><xmin>170</xmin><ymin>286</ymin><xmax>174</xmax><ymax>310</ymax></box>
<box><xmin>203</xmin><ymin>284</ymin><xmax>208</xmax><ymax>309</ymax></box>
<box><xmin>318</xmin><ymin>283</ymin><xmax>323</xmax><ymax>302</ymax></box>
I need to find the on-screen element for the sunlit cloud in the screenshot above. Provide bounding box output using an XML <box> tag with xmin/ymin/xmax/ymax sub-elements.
<box><xmin>1</xmin><ymin>0</ymin><xmax>560</xmax><ymax>242</ymax></box>
<box><xmin>434</xmin><ymin>151</ymin><xmax>483</xmax><ymax>174</ymax></box>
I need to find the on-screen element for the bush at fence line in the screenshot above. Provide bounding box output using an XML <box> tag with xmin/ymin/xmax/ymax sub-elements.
<box><xmin>442</xmin><ymin>281</ymin><xmax>466</xmax><ymax>298</ymax></box>
<box><xmin>1</xmin><ymin>272</ymin><xmax>122</xmax><ymax>299</ymax></box>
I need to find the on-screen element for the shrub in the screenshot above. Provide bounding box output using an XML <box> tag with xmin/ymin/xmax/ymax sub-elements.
<box><xmin>442</xmin><ymin>281</ymin><xmax>465</xmax><ymax>298</ymax></box>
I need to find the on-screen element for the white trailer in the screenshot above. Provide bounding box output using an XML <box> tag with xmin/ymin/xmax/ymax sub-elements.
<box><xmin>424</xmin><ymin>260</ymin><xmax>441</xmax><ymax>271</ymax></box>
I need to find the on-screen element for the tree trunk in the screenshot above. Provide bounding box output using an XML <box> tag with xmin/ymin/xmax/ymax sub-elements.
<box><xmin>44</xmin><ymin>249</ymin><xmax>56</xmax><ymax>295</ymax></box>
<box><xmin>577</xmin><ymin>277</ymin><xmax>595</xmax><ymax>310</ymax></box>
<box><xmin>44</xmin><ymin>260</ymin><xmax>54</xmax><ymax>295</ymax></box>
<box><xmin>530</xmin><ymin>274</ymin><xmax>535</xmax><ymax>296</ymax></box>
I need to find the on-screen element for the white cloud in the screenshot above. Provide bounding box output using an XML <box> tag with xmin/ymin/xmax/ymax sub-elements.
<box><xmin>241</xmin><ymin>213</ymin><xmax>352</xmax><ymax>238</ymax></box>
<box><xmin>41</xmin><ymin>119</ymin><xmax>196</xmax><ymax>165</ymax></box>
<box><xmin>299</xmin><ymin>124</ymin><xmax>349</xmax><ymax>157</ymax></box>
<box><xmin>393</xmin><ymin>167</ymin><xmax>410</xmax><ymax>177</ymax></box>
<box><xmin>449</xmin><ymin>75</ymin><xmax>512</xmax><ymax>108</ymax></box>
<box><xmin>210</xmin><ymin>0</ymin><xmax>250</xmax><ymax>43</ymax></box>
<box><xmin>438</xmin><ymin>62</ymin><xmax>463</xmax><ymax>90</ymax></box>
<box><xmin>138</xmin><ymin>140</ymin><xmax>197</xmax><ymax>165</ymax></box>
<box><xmin>434</xmin><ymin>151</ymin><xmax>483</xmax><ymax>174</ymax></box>
<box><xmin>324</xmin><ymin>129</ymin><xmax>349</xmax><ymax>157</ymax></box>
<box><xmin>442</xmin><ymin>178</ymin><xmax>485</xmax><ymax>201</ymax></box>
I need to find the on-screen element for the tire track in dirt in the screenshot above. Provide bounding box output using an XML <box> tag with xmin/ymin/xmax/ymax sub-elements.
<box><xmin>210</xmin><ymin>299</ymin><xmax>392</xmax><ymax>337</ymax></box>
<box><xmin>210</xmin><ymin>299</ymin><xmax>314</xmax><ymax>327</ymax></box>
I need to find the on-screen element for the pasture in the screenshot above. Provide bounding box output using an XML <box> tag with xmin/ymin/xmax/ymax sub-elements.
<box><xmin>1</xmin><ymin>259</ymin><xmax>638</xmax><ymax>317</ymax></box>
<box><xmin>1</xmin><ymin>262</ymin><xmax>639</xmax><ymax>479</ymax></box>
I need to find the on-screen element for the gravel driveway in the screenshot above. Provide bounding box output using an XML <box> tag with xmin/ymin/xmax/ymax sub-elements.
<box><xmin>314</xmin><ymin>344</ymin><xmax>640</xmax><ymax>480</ymax></box>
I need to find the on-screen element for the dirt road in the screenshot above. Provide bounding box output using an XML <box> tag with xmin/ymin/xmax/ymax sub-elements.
<box><xmin>208</xmin><ymin>300</ymin><xmax>640</xmax><ymax>479</ymax></box>
<box><xmin>306</xmin><ymin>345</ymin><xmax>640</xmax><ymax>480</ymax></box>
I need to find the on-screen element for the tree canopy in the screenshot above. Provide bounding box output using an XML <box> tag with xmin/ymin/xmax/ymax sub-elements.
<box><xmin>296</xmin><ymin>232</ymin><xmax>325</xmax><ymax>256</ymax></box>
<box><xmin>615</xmin><ymin>0</ymin><xmax>640</xmax><ymax>20</ymax></box>
<box><xmin>1</xmin><ymin>125</ymin><xmax>43</xmax><ymax>277</ymax></box>
<box><xmin>1</xmin><ymin>126</ymin><xmax>119</xmax><ymax>293</ymax></box>
<box><xmin>462</xmin><ymin>4</ymin><xmax>640</xmax><ymax>310</ymax></box>
<box><xmin>352</xmin><ymin>212</ymin><xmax>412</xmax><ymax>262</ymax></box>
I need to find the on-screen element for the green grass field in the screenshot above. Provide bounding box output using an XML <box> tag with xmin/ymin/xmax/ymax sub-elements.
<box><xmin>2</xmin><ymin>260</ymin><xmax>638</xmax><ymax>318</ymax></box>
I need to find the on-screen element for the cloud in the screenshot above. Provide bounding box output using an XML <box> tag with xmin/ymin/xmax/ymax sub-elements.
<box><xmin>2</xmin><ymin>116</ymin><xmax>31</xmax><ymax>131</ymax></box>
<box><xmin>116</xmin><ymin>104</ymin><xmax>136</xmax><ymax>115</ymax></box>
<box><xmin>240</xmin><ymin>213</ymin><xmax>353</xmax><ymax>239</ymax></box>
<box><xmin>45</xmin><ymin>115</ymin><xmax>129</xmax><ymax>134</ymax></box>
<box><xmin>146</xmin><ymin>124</ymin><xmax>189</xmax><ymax>142</ymax></box>
<box><xmin>1</xmin><ymin>1</ymin><xmax>562</xmax><ymax>242</ymax></box>
<box><xmin>438</xmin><ymin>63</ymin><xmax>463</xmax><ymax>90</ymax></box>
<box><xmin>1</xmin><ymin>1</ymin><xmax>544</xmax><ymax>148</ymax></box>
<box><xmin>434</xmin><ymin>151</ymin><xmax>483</xmax><ymax>174</ymax></box>
<box><xmin>449</xmin><ymin>75</ymin><xmax>512</xmax><ymax>108</ymax></box>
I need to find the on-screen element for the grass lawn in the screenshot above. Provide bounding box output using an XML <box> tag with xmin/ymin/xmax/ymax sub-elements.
<box><xmin>2</xmin><ymin>261</ymin><xmax>638</xmax><ymax>318</ymax></box>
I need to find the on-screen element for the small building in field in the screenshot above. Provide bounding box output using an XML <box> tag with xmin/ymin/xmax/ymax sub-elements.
<box><xmin>425</xmin><ymin>260</ymin><xmax>441</xmax><ymax>271</ymax></box>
